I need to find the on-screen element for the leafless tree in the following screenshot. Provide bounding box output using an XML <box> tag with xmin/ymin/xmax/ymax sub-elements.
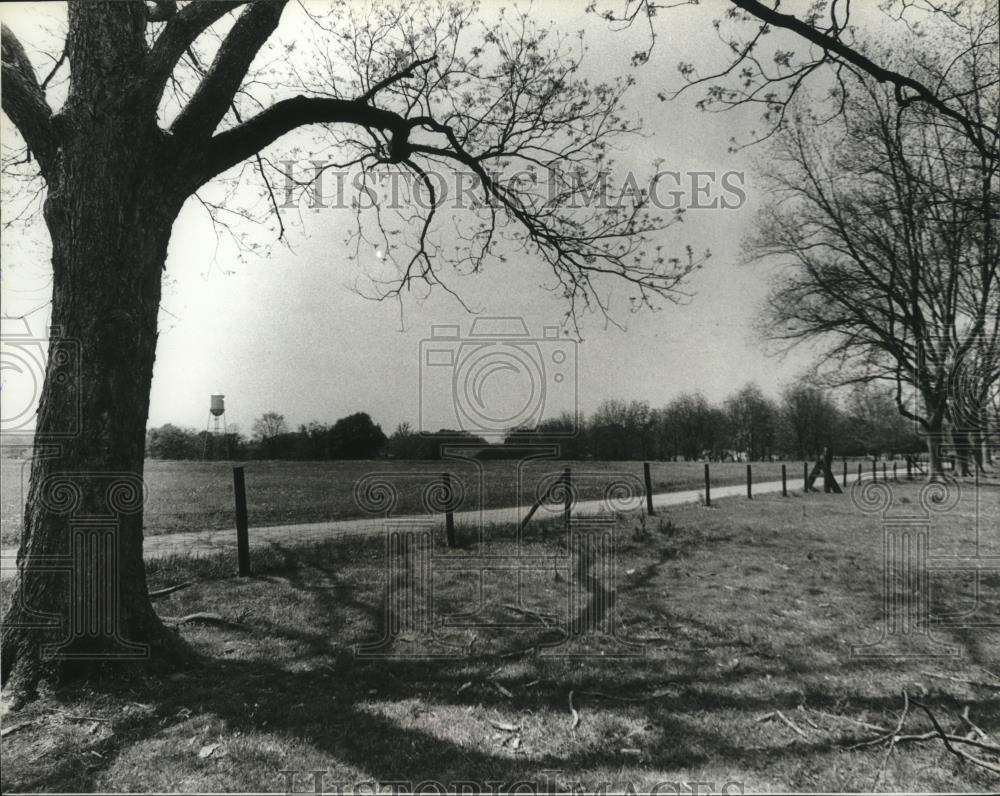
<box><xmin>752</xmin><ymin>32</ymin><xmax>998</xmax><ymax>476</ymax></box>
<box><xmin>0</xmin><ymin>0</ymin><xmax>704</xmax><ymax>699</ymax></box>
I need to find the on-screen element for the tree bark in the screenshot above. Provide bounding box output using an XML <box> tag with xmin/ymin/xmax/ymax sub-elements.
<box><xmin>925</xmin><ymin>423</ymin><xmax>946</xmax><ymax>479</ymax></box>
<box><xmin>1</xmin><ymin>64</ymin><xmax>193</xmax><ymax>699</ymax></box>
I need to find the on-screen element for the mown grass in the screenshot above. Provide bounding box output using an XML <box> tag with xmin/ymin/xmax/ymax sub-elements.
<box><xmin>1</xmin><ymin>480</ymin><xmax>997</xmax><ymax>792</ymax></box>
<box><xmin>1</xmin><ymin>457</ymin><xmax>898</xmax><ymax>548</ymax></box>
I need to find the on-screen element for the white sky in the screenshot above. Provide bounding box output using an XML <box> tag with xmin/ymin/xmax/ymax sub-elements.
<box><xmin>0</xmin><ymin>1</ymin><xmax>877</xmax><ymax>437</ymax></box>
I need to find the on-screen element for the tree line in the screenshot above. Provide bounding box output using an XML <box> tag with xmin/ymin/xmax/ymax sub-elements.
<box><xmin>146</xmin><ymin>380</ymin><xmax>924</xmax><ymax>462</ymax></box>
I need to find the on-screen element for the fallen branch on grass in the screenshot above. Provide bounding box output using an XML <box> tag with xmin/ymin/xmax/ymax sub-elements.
<box><xmin>890</xmin><ymin>731</ymin><xmax>1000</xmax><ymax>754</ymax></box>
<box><xmin>148</xmin><ymin>581</ymin><xmax>193</xmax><ymax>600</ymax></box>
<box><xmin>911</xmin><ymin>699</ymin><xmax>1000</xmax><ymax>774</ymax></box>
<box><xmin>961</xmin><ymin>706</ymin><xmax>989</xmax><ymax>741</ymax></box>
<box><xmin>844</xmin><ymin>694</ymin><xmax>1000</xmax><ymax>776</ymax></box>
<box><xmin>873</xmin><ymin>691</ymin><xmax>910</xmax><ymax>791</ymax></box>
<box><xmin>501</xmin><ymin>604</ymin><xmax>556</xmax><ymax>626</ymax></box>
<box><xmin>758</xmin><ymin>710</ymin><xmax>808</xmax><ymax>738</ymax></box>
<box><xmin>919</xmin><ymin>671</ymin><xmax>1000</xmax><ymax>690</ymax></box>
<box><xmin>572</xmin><ymin>688</ymin><xmax>676</xmax><ymax>703</ymax></box>
<box><xmin>806</xmin><ymin>707</ymin><xmax>891</xmax><ymax>734</ymax></box>
<box><xmin>0</xmin><ymin>720</ymin><xmax>37</xmax><ymax>737</ymax></box>
<box><xmin>161</xmin><ymin>612</ymin><xmax>246</xmax><ymax>629</ymax></box>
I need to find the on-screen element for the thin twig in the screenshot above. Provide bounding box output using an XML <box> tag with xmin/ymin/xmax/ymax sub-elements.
<box><xmin>961</xmin><ymin>706</ymin><xmax>989</xmax><ymax>741</ymax></box>
<box><xmin>807</xmin><ymin>707</ymin><xmax>892</xmax><ymax>734</ymax></box>
<box><xmin>920</xmin><ymin>671</ymin><xmax>1000</xmax><ymax>690</ymax></box>
<box><xmin>911</xmin><ymin>699</ymin><xmax>1000</xmax><ymax>774</ymax></box>
<box><xmin>890</xmin><ymin>732</ymin><xmax>1000</xmax><ymax>755</ymax></box>
<box><xmin>500</xmin><ymin>603</ymin><xmax>555</xmax><ymax>627</ymax></box>
<box><xmin>873</xmin><ymin>691</ymin><xmax>909</xmax><ymax>791</ymax></box>
<box><xmin>572</xmin><ymin>688</ymin><xmax>675</xmax><ymax>703</ymax></box>
<box><xmin>774</xmin><ymin>709</ymin><xmax>808</xmax><ymax>738</ymax></box>
<box><xmin>568</xmin><ymin>690</ymin><xmax>580</xmax><ymax>731</ymax></box>
<box><xmin>149</xmin><ymin>581</ymin><xmax>193</xmax><ymax>600</ymax></box>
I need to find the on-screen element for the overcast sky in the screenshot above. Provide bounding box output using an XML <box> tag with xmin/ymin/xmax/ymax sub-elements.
<box><xmin>0</xmin><ymin>0</ymin><xmax>864</xmax><ymax>437</ymax></box>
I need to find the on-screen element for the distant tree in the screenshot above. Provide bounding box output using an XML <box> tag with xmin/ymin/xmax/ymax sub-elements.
<box><xmin>328</xmin><ymin>412</ymin><xmax>387</xmax><ymax>459</ymax></box>
<box><xmin>778</xmin><ymin>382</ymin><xmax>841</xmax><ymax>461</ymax></box>
<box><xmin>145</xmin><ymin>423</ymin><xmax>199</xmax><ymax>459</ymax></box>
<box><xmin>387</xmin><ymin>424</ymin><xmax>489</xmax><ymax>460</ymax></box>
<box><xmin>590</xmin><ymin>399</ymin><xmax>631</xmax><ymax>460</ymax></box>
<box><xmin>844</xmin><ymin>386</ymin><xmax>923</xmax><ymax>460</ymax></box>
<box><xmin>251</xmin><ymin>411</ymin><xmax>288</xmax><ymax>459</ymax></box>
<box><xmin>725</xmin><ymin>383</ymin><xmax>778</xmax><ymax>461</ymax></box>
<box><xmin>754</xmin><ymin>32</ymin><xmax>998</xmax><ymax>476</ymax></box>
<box><xmin>662</xmin><ymin>393</ymin><xmax>727</xmax><ymax>461</ymax></box>
<box><xmin>387</xmin><ymin>422</ymin><xmax>420</xmax><ymax>459</ymax></box>
<box><xmin>503</xmin><ymin>412</ymin><xmax>587</xmax><ymax>459</ymax></box>
<box><xmin>252</xmin><ymin>412</ymin><xmax>287</xmax><ymax>441</ymax></box>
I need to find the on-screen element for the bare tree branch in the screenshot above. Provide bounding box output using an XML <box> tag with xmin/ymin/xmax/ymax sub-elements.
<box><xmin>728</xmin><ymin>0</ymin><xmax>997</xmax><ymax>159</ymax></box>
<box><xmin>170</xmin><ymin>0</ymin><xmax>287</xmax><ymax>141</ymax></box>
<box><xmin>1</xmin><ymin>23</ymin><xmax>58</xmax><ymax>177</ymax></box>
<box><xmin>144</xmin><ymin>0</ymin><xmax>247</xmax><ymax>111</ymax></box>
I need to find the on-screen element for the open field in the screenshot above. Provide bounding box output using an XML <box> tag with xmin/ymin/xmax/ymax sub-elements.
<box><xmin>1</xmin><ymin>481</ymin><xmax>997</xmax><ymax>792</ymax></box>
<box><xmin>0</xmin><ymin>457</ymin><xmax>904</xmax><ymax>549</ymax></box>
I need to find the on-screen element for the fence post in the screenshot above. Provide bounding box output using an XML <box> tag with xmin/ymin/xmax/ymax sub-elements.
<box><xmin>746</xmin><ymin>463</ymin><xmax>753</xmax><ymax>500</ymax></box>
<box><xmin>233</xmin><ymin>466</ymin><xmax>251</xmax><ymax>577</ymax></box>
<box><xmin>704</xmin><ymin>462</ymin><xmax>711</xmax><ymax>507</ymax></box>
<box><xmin>443</xmin><ymin>471</ymin><xmax>457</xmax><ymax>548</ymax></box>
<box><xmin>644</xmin><ymin>462</ymin><xmax>655</xmax><ymax>516</ymax></box>
<box><xmin>882</xmin><ymin>462</ymin><xmax>887</xmax><ymax>482</ymax></box>
<box><xmin>858</xmin><ymin>462</ymin><xmax>862</xmax><ymax>482</ymax></box>
<box><xmin>781</xmin><ymin>464</ymin><xmax>787</xmax><ymax>497</ymax></box>
<box><xmin>563</xmin><ymin>467</ymin><xmax>572</xmax><ymax>526</ymax></box>
<box><xmin>872</xmin><ymin>458</ymin><xmax>878</xmax><ymax>481</ymax></box>
<box><xmin>892</xmin><ymin>462</ymin><xmax>897</xmax><ymax>482</ymax></box>
<box><xmin>843</xmin><ymin>459</ymin><xmax>848</xmax><ymax>489</ymax></box>
<box><xmin>803</xmin><ymin>461</ymin><xmax>809</xmax><ymax>492</ymax></box>
<box><xmin>907</xmin><ymin>458</ymin><xmax>913</xmax><ymax>480</ymax></box>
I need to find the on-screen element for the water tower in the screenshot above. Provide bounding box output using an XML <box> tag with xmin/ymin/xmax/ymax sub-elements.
<box><xmin>202</xmin><ymin>394</ymin><xmax>230</xmax><ymax>460</ymax></box>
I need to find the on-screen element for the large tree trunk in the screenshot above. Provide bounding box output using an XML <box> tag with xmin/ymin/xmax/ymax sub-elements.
<box><xmin>1</xmin><ymin>71</ymin><xmax>193</xmax><ymax>700</ymax></box>
<box><xmin>925</xmin><ymin>411</ymin><xmax>947</xmax><ymax>479</ymax></box>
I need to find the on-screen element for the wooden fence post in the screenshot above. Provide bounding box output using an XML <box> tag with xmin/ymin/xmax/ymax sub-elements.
<box><xmin>746</xmin><ymin>463</ymin><xmax>752</xmax><ymax>500</ymax></box>
<box><xmin>872</xmin><ymin>459</ymin><xmax>878</xmax><ymax>481</ymax></box>
<box><xmin>644</xmin><ymin>462</ymin><xmax>655</xmax><ymax>516</ymax></box>
<box><xmin>704</xmin><ymin>462</ymin><xmax>711</xmax><ymax>507</ymax></box>
<box><xmin>443</xmin><ymin>471</ymin><xmax>457</xmax><ymax>548</ymax></box>
<box><xmin>892</xmin><ymin>462</ymin><xmax>897</xmax><ymax>481</ymax></box>
<box><xmin>843</xmin><ymin>459</ymin><xmax>848</xmax><ymax>489</ymax></box>
<box><xmin>858</xmin><ymin>462</ymin><xmax>862</xmax><ymax>481</ymax></box>
<box><xmin>803</xmin><ymin>462</ymin><xmax>809</xmax><ymax>492</ymax></box>
<box><xmin>781</xmin><ymin>464</ymin><xmax>787</xmax><ymax>497</ymax></box>
<box><xmin>233</xmin><ymin>466</ymin><xmax>251</xmax><ymax>577</ymax></box>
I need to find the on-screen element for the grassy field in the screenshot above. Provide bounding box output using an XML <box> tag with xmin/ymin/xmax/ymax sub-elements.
<box><xmin>0</xmin><ymin>457</ymin><xmax>898</xmax><ymax>548</ymax></box>
<box><xmin>1</xmin><ymin>480</ymin><xmax>997</xmax><ymax>792</ymax></box>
